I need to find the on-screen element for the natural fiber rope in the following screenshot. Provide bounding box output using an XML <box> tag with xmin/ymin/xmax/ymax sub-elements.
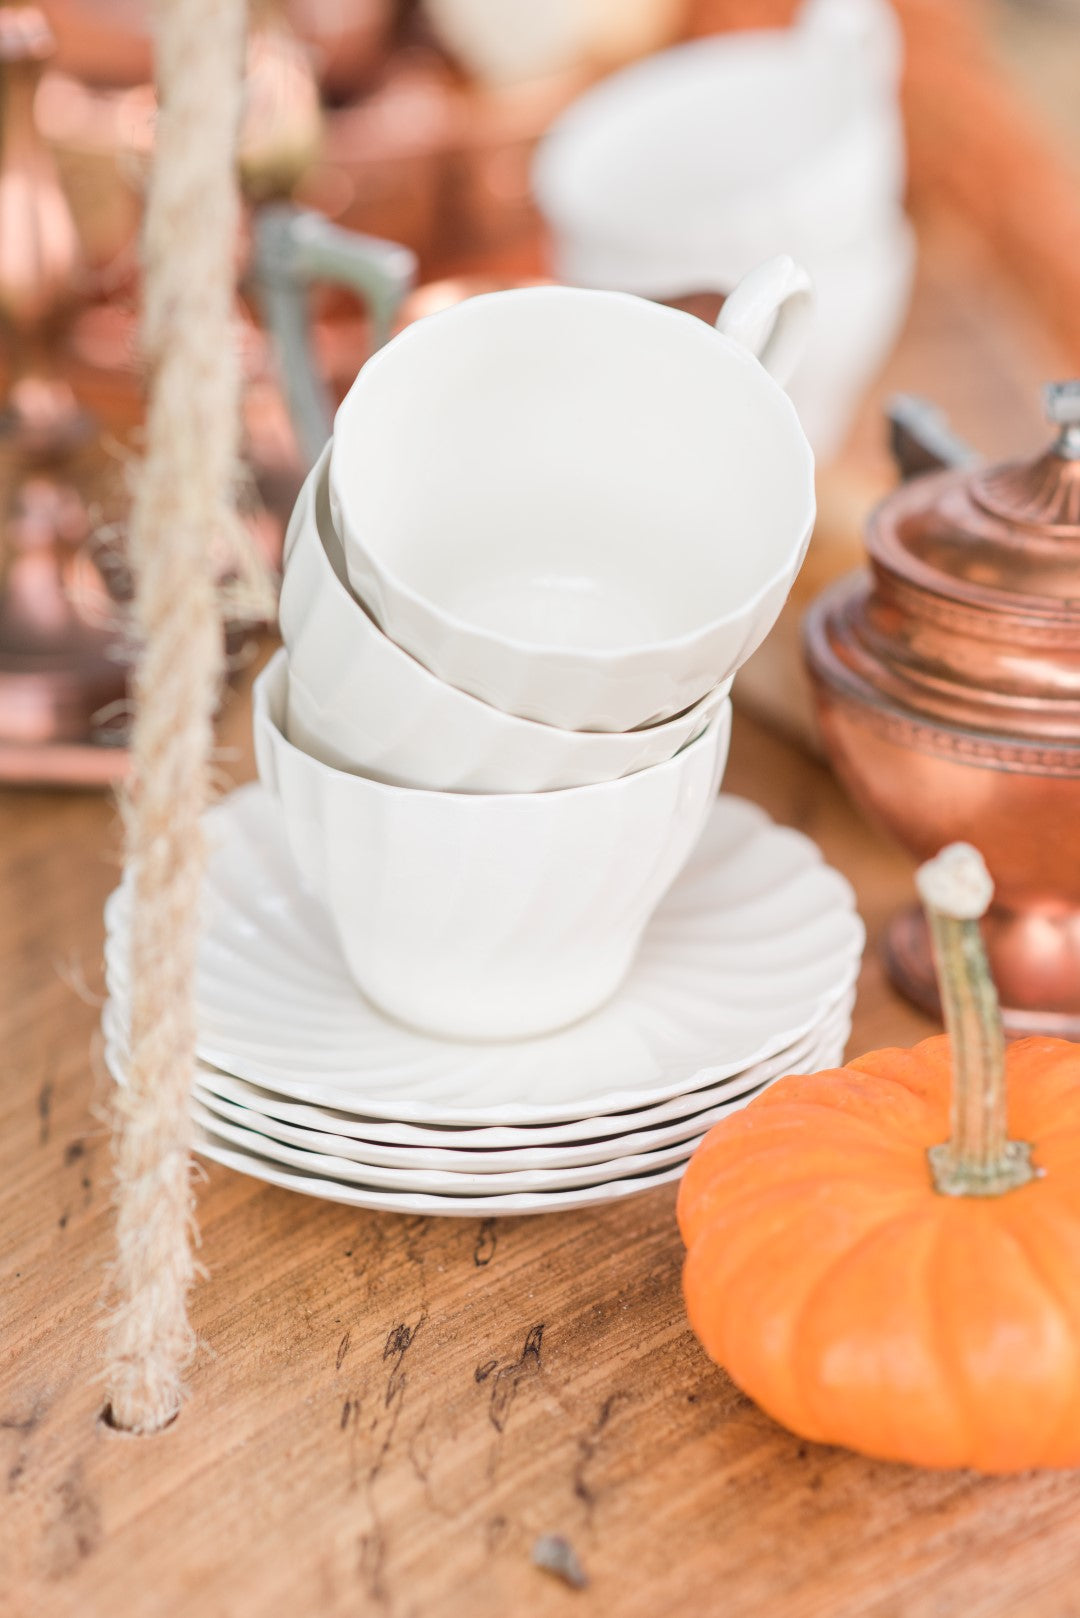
<box><xmin>104</xmin><ymin>0</ymin><xmax>248</xmax><ymax>1434</ymax></box>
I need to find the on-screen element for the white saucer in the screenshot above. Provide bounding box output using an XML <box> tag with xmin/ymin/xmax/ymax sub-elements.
<box><xmin>184</xmin><ymin>1001</ymin><xmax>850</xmax><ymax>1171</ymax></box>
<box><xmin>104</xmin><ymin>786</ymin><xmax>863</xmax><ymax>1126</ymax></box>
<box><xmin>185</xmin><ymin>1021</ymin><xmax>848</xmax><ymax>1195</ymax></box>
<box><xmin>102</xmin><ymin>1006</ymin><xmax>850</xmax><ymax>1214</ymax></box>
<box><xmin>191</xmin><ymin>1095</ymin><xmax>723</xmax><ymax>1193</ymax></box>
<box><xmin>109</xmin><ymin>1005</ymin><xmax>846</xmax><ymax>1189</ymax></box>
<box><xmin>102</xmin><ymin>987</ymin><xmax>851</xmax><ymax>1159</ymax></box>
<box><xmin>189</xmin><ymin>1123</ymin><xmax>692</xmax><ymax>1216</ymax></box>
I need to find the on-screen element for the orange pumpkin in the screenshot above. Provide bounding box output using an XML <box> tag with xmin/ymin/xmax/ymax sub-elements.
<box><xmin>678</xmin><ymin>845</ymin><xmax>1080</xmax><ymax>1473</ymax></box>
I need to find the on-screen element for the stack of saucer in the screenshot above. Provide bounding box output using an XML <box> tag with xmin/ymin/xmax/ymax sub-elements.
<box><xmin>102</xmin><ymin>789</ymin><xmax>862</xmax><ymax>1215</ymax></box>
<box><xmin>103</xmin><ymin>274</ymin><xmax>865</xmax><ymax>1212</ymax></box>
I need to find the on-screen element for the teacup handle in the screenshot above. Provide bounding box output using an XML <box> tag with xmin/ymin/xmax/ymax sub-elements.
<box><xmin>713</xmin><ymin>255</ymin><xmax>814</xmax><ymax>390</ymax></box>
<box><xmin>253</xmin><ymin>205</ymin><xmax>417</xmax><ymax>468</ymax></box>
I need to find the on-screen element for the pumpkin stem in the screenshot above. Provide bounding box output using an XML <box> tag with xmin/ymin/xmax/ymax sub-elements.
<box><xmin>916</xmin><ymin>844</ymin><xmax>1036</xmax><ymax>1198</ymax></box>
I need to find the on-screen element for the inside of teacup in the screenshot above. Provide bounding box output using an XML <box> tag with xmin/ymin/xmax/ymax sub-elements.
<box><xmin>332</xmin><ymin>288</ymin><xmax>813</xmax><ymax>652</ymax></box>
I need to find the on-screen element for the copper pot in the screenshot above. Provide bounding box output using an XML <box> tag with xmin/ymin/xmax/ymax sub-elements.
<box><xmin>806</xmin><ymin>386</ymin><xmax>1080</xmax><ymax>1036</ymax></box>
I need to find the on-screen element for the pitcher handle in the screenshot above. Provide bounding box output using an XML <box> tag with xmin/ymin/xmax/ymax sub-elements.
<box><xmin>797</xmin><ymin>0</ymin><xmax>902</xmax><ymax>86</ymax></box>
<box><xmin>252</xmin><ymin>204</ymin><xmax>417</xmax><ymax>469</ymax></box>
<box><xmin>714</xmin><ymin>255</ymin><xmax>814</xmax><ymax>390</ymax></box>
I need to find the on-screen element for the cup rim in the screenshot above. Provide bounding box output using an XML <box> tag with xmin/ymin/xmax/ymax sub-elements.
<box><xmin>287</xmin><ymin>444</ymin><xmax>735</xmax><ymax>740</ymax></box>
<box><xmin>331</xmin><ymin>285</ymin><xmax>815</xmax><ymax>671</ymax></box>
<box><xmin>258</xmin><ymin>649</ymin><xmax>730</xmax><ymax>805</ymax></box>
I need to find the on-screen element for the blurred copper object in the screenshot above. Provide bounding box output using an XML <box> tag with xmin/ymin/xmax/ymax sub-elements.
<box><xmin>398</xmin><ymin>272</ymin><xmax>553</xmax><ymax>327</ymax></box>
<box><xmin>0</xmin><ymin>4</ymin><xmax>131</xmax><ymax>785</ymax></box>
<box><xmin>685</xmin><ymin>0</ymin><xmax>795</xmax><ymax>33</ymax></box>
<box><xmin>662</xmin><ymin>290</ymin><xmax>725</xmax><ymax>324</ymax></box>
<box><xmin>45</xmin><ymin>0</ymin><xmax>151</xmax><ymax>87</ymax></box>
<box><xmin>806</xmin><ymin>385</ymin><xmax>1080</xmax><ymax>1035</ymax></box>
<box><xmin>239</xmin><ymin>2</ymin><xmax>323</xmax><ymax>202</ymax></box>
<box><xmin>30</xmin><ymin>11</ymin><xmax>329</xmax><ymax>556</ymax></box>
<box><xmin>295</xmin><ymin>50</ymin><xmax>459</xmax><ymax>269</ymax></box>
<box><xmin>35</xmin><ymin>69</ymin><xmax>152</xmax><ymax>278</ymax></box>
<box><xmin>37</xmin><ymin>3</ymin><xmax>323</xmax><ymax>275</ymax></box>
<box><xmin>442</xmin><ymin>67</ymin><xmax>589</xmax><ymax>262</ymax></box>
<box><xmin>288</xmin><ymin>0</ymin><xmax>395</xmax><ymax>102</ymax></box>
<box><xmin>45</xmin><ymin>0</ymin><xmax>393</xmax><ymax>98</ymax></box>
<box><xmin>296</xmin><ymin>53</ymin><xmax>587</xmax><ymax>272</ymax></box>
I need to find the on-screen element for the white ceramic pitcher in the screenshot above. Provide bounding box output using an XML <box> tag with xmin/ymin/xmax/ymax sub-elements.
<box><xmin>532</xmin><ymin>0</ymin><xmax>913</xmax><ymax>460</ymax></box>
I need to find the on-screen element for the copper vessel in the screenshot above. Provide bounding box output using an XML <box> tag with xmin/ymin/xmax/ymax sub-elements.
<box><xmin>0</xmin><ymin>3</ymin><xmax>132</xmax><ymax>785</ymax></box>
<box><xmin>806</xmin><ymin>385</ymin><xmax>1080</xmax><ymax>1036</ymax></box>
<box><xmin>37</xmin><ymin>2</ymin><xmax>326</xmax><ymax>278</ymax></box>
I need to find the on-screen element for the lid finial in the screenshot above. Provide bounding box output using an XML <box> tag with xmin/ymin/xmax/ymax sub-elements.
<box><xmin>1044</xmin><ymin>381</ymin><xmax>1080</xmax><ymax>461</ymax></box>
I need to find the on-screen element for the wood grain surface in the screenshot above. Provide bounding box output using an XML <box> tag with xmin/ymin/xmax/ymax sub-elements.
<box><xmin>4</xmin><ymin>222</ymin><xmax>1080</xmax><ymax>1618</ymax></box>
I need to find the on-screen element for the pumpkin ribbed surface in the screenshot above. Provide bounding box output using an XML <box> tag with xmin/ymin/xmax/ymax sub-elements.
<box><xmin>678</xmin><ymin>1035</ymin><xmax>1080</xmax><ymax>1472</ymax></box>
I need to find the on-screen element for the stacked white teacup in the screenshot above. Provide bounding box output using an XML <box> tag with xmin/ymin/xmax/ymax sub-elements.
<box><xmin>255</xmin><ymin>258</ymin><xmax>817</xmax><ymax>1043</ymax></box>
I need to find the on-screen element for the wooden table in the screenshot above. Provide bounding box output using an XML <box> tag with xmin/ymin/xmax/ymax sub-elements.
<box><xmin>5</xmin><ymin>220</ymin><xmax>1080</xmax><ymax>1618</ymax></box>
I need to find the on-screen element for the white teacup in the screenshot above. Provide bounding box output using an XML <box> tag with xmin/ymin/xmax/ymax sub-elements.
<box><xmin>281</xmin><ymin>445</ymin><xmax>730</xmax><ymax>792</ymax></box>
<box><xmin>331</xmin><ymin>262</ymin><xmax>815</xmax><ymax>733</ymax></box>
<box><xmin>255</xmin><ymin>650</ymin><xmax>730</xmax><ymax>1040</ymax></box>
<box><xmin>532</xmin><ymin>0</ymin><xmax>913</xmax><ymax>459</ymax></box>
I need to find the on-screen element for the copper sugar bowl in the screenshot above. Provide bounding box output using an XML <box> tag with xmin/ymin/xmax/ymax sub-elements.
<box><xmin>806</xmin><ymin>383</ymin><xmax>1080</xmax><ymax>1037</ymax></box>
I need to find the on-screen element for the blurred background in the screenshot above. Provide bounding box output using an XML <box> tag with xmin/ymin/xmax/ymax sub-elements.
<box><xmin>2</xmin><ymin>0</ymin><xmax>1080</xmax><ymax>780</ymax></box>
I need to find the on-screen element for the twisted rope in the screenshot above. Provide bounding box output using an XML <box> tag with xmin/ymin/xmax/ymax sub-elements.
<box><xmin>104</xmin><ymin>0</ymin><xmax>248</xmax><ymax>1435</ymax></box>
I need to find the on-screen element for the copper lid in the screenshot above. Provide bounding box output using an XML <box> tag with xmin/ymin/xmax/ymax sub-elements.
<box><xmin>869</xmin><ymin>382</ymin><xmax>1080</xmax><ymax>620</ymax></box>
<box><xmin>815</xmin><ymin>384</ymin><xmax>1080</xmax><ymax>745</ymax></box>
